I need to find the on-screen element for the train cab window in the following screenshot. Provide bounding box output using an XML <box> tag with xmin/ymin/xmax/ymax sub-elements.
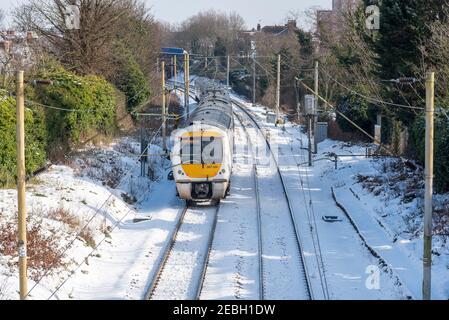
<box><xmin>180</xmin><ymin>136</ymin><xmax>223</xmax><ymax>165</ymax></box>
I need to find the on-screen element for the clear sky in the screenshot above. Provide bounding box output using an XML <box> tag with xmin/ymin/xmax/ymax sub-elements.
<box><xmin>1</xmin><ymin>0</ymin><xmax>332</xmax><ymax>28</ymax></box>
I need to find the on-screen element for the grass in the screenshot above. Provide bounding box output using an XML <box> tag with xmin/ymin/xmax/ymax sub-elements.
<box><xmin>48</xmin><ymin>206</ymin><xmax>81</xmax><ymax>230</ymax></box>
<box><xmin>0</xmin><ymin>221</ymin><xmax>67</xmax><ymax>281</ymax></box>
<box><xmin>79</xmin><ymin>229</ymin><xmax>96</xmax><ymax>248</ymax></box>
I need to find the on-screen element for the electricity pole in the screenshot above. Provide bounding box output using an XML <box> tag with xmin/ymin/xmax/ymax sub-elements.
<box><xmin>16</xmin><ymin>70</ymin><xmax>27</xmax><ymax>300</ymax></box>
<box><xmin>185</xmin><ymin>53</ymin><xmax>190</xmax><ymax>116</ymax></box>
<box><xmin>308</xmin><ymin>115</ymin><xmax>313</xmax><ymax>167</ymax></box>
<box><xmin>252</xmin><ymin>57</ymin><xmax>256</xmax><ymax>106</ymax></box>
<box><xmin>423</xmin><ymin>71</ymin><xmax>435</xmax><ymax>300</ymax></box>
<box><xmin>173</xmin><ymin>55</ymin><xmax>177</xmax><ymax>93</ymax></box>
<box><xmin>226</xmin><ymin>55</ymin><xmax>230</xmax><ymax>88</ymax></box>
<box><xmin>184</xmin><ymin>54</ymin><xmax>188</xmax><ymax>111</ymax></box>
<box><xmin>313</xmin><ymin>60</ymin><xmax>319</xmax><ymax>154</ymax></box>
<box><xmin>161</xmin><ymin>61</ymin><xmax>167</xmax><ymax>153</ymax></box>
<box><xmin>276</xmin><ymin>54</ymin><xmax>281</xmax><ymax>124</ymax></box>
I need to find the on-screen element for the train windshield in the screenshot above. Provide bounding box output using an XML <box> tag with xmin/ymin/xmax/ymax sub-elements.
<box><xmin>180</xmin><ymin>136</ymin><xmax>223</xmax><ymax>165</ymax></box>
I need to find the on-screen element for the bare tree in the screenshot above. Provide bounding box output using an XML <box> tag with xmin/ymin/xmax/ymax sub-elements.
<box><xmin>0</xmin><ymin>9</ymin><xmax>5</xmax><ymax>28</ymax></box>
<box><xmin>13</xmin><ymin>0</ymin><xmax>136</xmax><ymax>76</ymax></box>
<box><xmin>171</xmin><ymin>9</ymin><xmax>247</xmax><ymax>56</ymax></box>
<box><xmin>425</xmin><ymin>6</ymin><xmax>449</xmax><ymax>99</ymax></box>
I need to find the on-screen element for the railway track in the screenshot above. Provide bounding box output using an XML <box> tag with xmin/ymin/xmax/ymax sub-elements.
<box><xmin>232</xmin><ymin>110</ymin><xmax>265</xmax><ymax>300</ymax></box>
<box><xmin>145</xmin><ymin>204</ymin><xmax>220</xmax><ymax>300</ymax></box>
<box><xmin>232</xmin><ymin>103</ymin><xmax>313</xmax><ymax>300</ymax></box>
<box><xmin>175</xmin><ymin>84</ymin><xmax>313</xmax><ymax>299</ymax></box>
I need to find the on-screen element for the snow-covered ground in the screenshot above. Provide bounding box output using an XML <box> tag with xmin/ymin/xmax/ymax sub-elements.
<box><xmin>0</xmin><ymin>137</ymin><xmax>177</xmax><ymax>300</ymax></box>
<box><xmin>1</xmin><ymin>82</ymin><xmax>447</xmax><ymax>300</ymax></box>
<box><xmin>229</xmin><ymin>96</ymin><xmax>449</xmax><ymax>300</ymax></box>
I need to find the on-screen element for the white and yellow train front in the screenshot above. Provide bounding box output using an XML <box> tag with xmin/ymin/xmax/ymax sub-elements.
<box><xmin>171</xmin><ymin>124</ymin><xmax>233</xmax><ymax>201</ymax></box>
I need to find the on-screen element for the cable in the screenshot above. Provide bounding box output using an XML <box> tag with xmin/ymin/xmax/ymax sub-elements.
<box><xmin>46</xmin><ymin>125</ymin><xmax>164</xmax><ymax>300</ymax></box>
<box><xmin>25</xmin><ymin>100</ymin><xmax>98</xmax><ymax>113</ymax></box>
<box><xmin>268</xmin><ymin>48</ymin><xmax>423</xmax><ymax>113</ymax></box>
<box><xmin>319</xmin><ymin>67</ymin><xmax>425</xmax><ymax>111</ymax></box>
<box><xmin>28</xmin><ymin>122</ymin><xmax>165</xmax><ymax>299</ymax></box>
<box><xmin>25</xmin><ymin>76</ymin><xmax>171</xmax><ymax>296</ymax></box>
<box><xmin>44</xmin><ymin>80</ymin><xmax>201</xmax><ymax>299</ymax></box>
<box><xmin>292</xmin><ymin>133</ymin><xmax>331</xmax><ymax>299</ymax></box>
<box><xmin>298</xmin><ymin>79</ymin><xmax>398</xmax><ymax>156</ymax></box>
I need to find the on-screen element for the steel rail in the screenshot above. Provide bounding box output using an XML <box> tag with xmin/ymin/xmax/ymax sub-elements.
<box><xmin>194</xmin><ymin>203</ymin><xmax>221</xmax><ymax>300</ymax></box>
<box><xmin>232</xmin><ymin>100</ymin><xmax>314</xmax><ymax>300</ymax></box>
<box><xmin>144</xmin><ymin>205</ymin><xmax>189</xmax><ymax>300</ymax></box>
<box><xmin>233</xmin><ymin>110</ymin><xmax>265</xmax><ymax>300</ymax></box>
<box><xmin>145</xmin><ymin>203</ymin><xmax>221</xmax><ymax>300</ymax></box>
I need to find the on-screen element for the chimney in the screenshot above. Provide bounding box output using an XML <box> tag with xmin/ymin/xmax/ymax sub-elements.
<box><xmin>287</xmin><ymin>20</ymin><xmax>297</xmax><ymax>29</ymax></box>
<box><xmin>26</xmin><ymin>31</ymin><xmax>38</xmax><ymax>42</ymax></box>
<box><xmin>257</xmin><ymin>23</ymin><xmax>261</xmax><ymax>32</ymax></box>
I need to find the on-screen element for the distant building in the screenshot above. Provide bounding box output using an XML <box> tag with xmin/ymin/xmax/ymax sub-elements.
<box><xmin>317</xmin><ymin>0</ymin><xmax>361</xmax><ymax>40</ymax></box>
<box><xmin>0</xmin><ymin>30</ymin><xmax>39</xmax><ymax>70</ymax></box>
<box><xmin>244</xmin><ymin>20</ymin><xmax>299</xmax><ymax>38</ymax></box>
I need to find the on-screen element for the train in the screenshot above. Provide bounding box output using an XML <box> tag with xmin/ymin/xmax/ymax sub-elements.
<box><xmin>170</xmin><ymin>79</ymin><xmax>234</xmax><ymax>203</ymax></box>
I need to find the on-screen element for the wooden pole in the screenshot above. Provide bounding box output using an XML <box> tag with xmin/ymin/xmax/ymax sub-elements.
<box><xmin>313</xmin><ymin>60</ymin><xmax>319</xmax><ymax>154</ymax></box>
<box><xmin>252</xmin><ymin>57</ymin><xmax>256</xmax><ymax>105</ymax></box>
<box><xmin>16</xmin><ymin>70</ymin><xmax>27</xmax><ymax>300</ymax></box>
<box><xmin>423</xmin><ymin>71</ymin><xmax>435</xmax><ymax>300</ymax></box>
<box><xmin>226</xmin><ymin>55</ymin><xmax>230</xmax><ymax>87</ymax></box>
<box><xmin>173</xmin><ymin>55</ymin><xmax>177</xmax><ymax>93</ymax></box>
<box><xmin>161</xmin><ymin>61</ymin><xmax>167</xmax><ymax>152</ymax></box>
<box><xmin>185</xmin><ymin>54</ymin><xmax>190</xmax><ymax>116</ymax></box>
<box><xmin>276</xmin><ymin>54</ymin><xmax>281</xmax><ymax>124</ymax></box>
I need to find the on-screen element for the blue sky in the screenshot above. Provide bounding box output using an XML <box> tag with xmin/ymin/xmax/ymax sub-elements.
<box><xmin>1</xmin><ymin>0</ymin><xmax>332</xmax><ymax>28</ymax></box>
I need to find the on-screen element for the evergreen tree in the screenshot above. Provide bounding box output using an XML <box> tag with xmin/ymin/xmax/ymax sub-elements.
<box><xmin>367</xmin><ymin>0</ymin><xmax>448</xmax><ymax>79</ymax></box>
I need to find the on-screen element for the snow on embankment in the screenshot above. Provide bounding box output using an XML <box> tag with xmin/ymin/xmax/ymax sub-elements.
<box><xmin>0</xmin><ymin>137</ymin><xmax>170</xmax><ymax>300</ymax></box>
<box><xmin>306</xmin><ymin>137</ymin><xmax>449</xmax><ymax>300</ymax></box>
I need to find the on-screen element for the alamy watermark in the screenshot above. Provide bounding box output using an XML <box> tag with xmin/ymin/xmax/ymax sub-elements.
<box><xmin>365</xmin><ymin>265</ymin><xmax>381</xmax><ymax>290</ymax></box>
<box><xmin>366</xmin><ymin>5</ymin><xmax>380</xmax><ymax>31</ymax></box>
<box><xmin>64</xmin><ymin>5</ymin><xmax>80</xmax><ymax>30</ymax></box>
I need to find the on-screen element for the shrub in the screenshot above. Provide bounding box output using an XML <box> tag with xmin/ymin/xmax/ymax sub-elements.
<box><xmin>112</xmin><ymin>43</ymin><xmax>150</xmax><ymax>111</ymax></box>
<box><xmin>0</xmin><ymin>221</ymin><xmax>66</xmax><ymax>281</ymax></box>
<box><xmin>34</xmin><ymin>65</ymin><xmax>118</xmax><ymax>148</ymax></box>
<box><xmin>412</xmin><ymin>113</ymin><xmax>449</xmax><ymax>193</ymax></box>
<box><xmin>336</xmin><ymin>91</ymin><xmax>376</xmax><ymax>136</ymax></box>
<box><xmin>0</xmin><ymin>92</ymin><xmax>47</xmax><ymax>186</ymax></box>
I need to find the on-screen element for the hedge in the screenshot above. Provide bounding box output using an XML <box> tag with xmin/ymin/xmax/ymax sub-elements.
<box><xmin>35</xmin><ymin>66</ymin><xmax>117</xmax><ymax>147</ymax></box>
<box><xmin>0</xmin><ymin>93</ymin><xmax>47</xmax><ymax>186</ymax></box>
<box><xmin>113</xmin><ymin>43</ymin><xmax>150</xmax><ymax>111</ymax></box>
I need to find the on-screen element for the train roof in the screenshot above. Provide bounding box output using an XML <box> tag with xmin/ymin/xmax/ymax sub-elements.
<box><xmin>183</xmin><ymin>90</ymin><xmax>233</xmax><ymax>131</ymax></box>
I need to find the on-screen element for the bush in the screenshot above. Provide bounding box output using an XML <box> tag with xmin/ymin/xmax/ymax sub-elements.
<box><xmin>0</xmin><ymin>92</ymin><xmax>47</xmax><ymax>186</ymax></box>
<box><xmin>35</xmin><ymin>65</ymin><xmax>117</xmax><ymax>148</ymax></box>
<box><xmin>112</xmin><ymin>43</ymin><xmax>150</xmax><ymax>111</ymax></box>
<box><xmin>336</xmin><ymin>91</ymin><xmax>376</xmax><ymax>136</ymax></box>
<box><xmin>412</xmin><ymin>113</ymin><xmax>449</xmax><ymax>193</ymax></box>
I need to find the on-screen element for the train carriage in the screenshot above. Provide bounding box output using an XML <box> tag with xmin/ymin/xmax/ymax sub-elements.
<box><xmin>171</xmin><ymin>81</ymin><xmax>234</xmax><ymax>203</ymax></box>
